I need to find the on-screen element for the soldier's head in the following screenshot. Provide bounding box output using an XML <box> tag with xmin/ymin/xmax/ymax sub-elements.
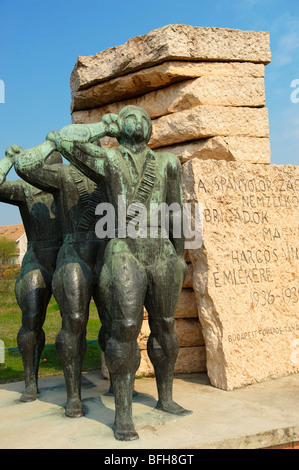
<box><xmin>45</xmin><ymin>151</ymin><xmax>63</xmax><ymax>165</ymax></box>
<box><xmin>118</xmin><ymin>106</ymin><xmax>152</xmax><ymax>145</ymax></box>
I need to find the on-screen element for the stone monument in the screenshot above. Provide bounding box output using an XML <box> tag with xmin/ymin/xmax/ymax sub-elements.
<box><xmin>69</xmin><ymin>23</ymin><xmax>272</xmax><ymax>377</ymax></box>
<box><xmin>2</xmin><ymin>23</ymin><xmax>297</xmax><ymax>444</ymax></box>
<box><xmin>71</xmin><ymin>24</ymin><xmax>271</xmax><ymax>167</ymax></box>
<box><xmin>183</xmin><ymin>159</ymin><xmax>299</xmax><ymax>390</ymax></box>
<box><xmin>69</xmin><ymin>24</ymin><xmax>298</xmax><ymax>390</ymax></box>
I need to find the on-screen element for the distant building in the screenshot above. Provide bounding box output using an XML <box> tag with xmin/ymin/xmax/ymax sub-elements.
<box><xmin>0</xmin><ymin>224</ymin><xmax>27</xmax><ymax>265</ymax></box>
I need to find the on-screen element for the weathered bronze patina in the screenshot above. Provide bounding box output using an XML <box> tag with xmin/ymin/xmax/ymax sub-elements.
<box><xmin>4</xmin><ymin>105</ymin><xmax>191</xmax><ymax>440</ymax></box>
<box><xmin>12</xmin><ymin>141</ymin><xmax>106</xmax><ymax>418</ymax></box>
<box><xmin>49</xmin><ymin>105</ymin><xmax>192</xmax><ymax>440</ymax></box>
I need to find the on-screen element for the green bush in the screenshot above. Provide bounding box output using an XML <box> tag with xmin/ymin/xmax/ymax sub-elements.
<box><xmin>0</xmin><ymin>237</ymin><xmax>17</xmax><ymax>279</ymax></box>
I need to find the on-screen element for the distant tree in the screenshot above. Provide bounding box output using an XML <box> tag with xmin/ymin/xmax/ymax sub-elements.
<box><xmin>0</xmin><ymin>237</ymin><xmax>17</xmax><ymax>278</ymax></box>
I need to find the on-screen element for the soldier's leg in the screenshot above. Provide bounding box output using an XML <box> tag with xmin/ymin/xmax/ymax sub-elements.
<box><xmin>52</xmin><ymin>244</ymin><xmax>92</xmax><ymax>418</ymax></box>
<box><xmin>98</xmin><ymin>240</ymin><xmax>147</xmax><ymax>441</ymax></box>
<box><xmin>97</xmin><ymin>323</ymin><xmax>140</xmax><ymax>396</ymax></box>
<box><xmin>15</xmin><ymin>252</ymin><xmax>52</xmax><ymax>402</ymax></box>
<box><xmin>145</xmin><ymin>242</ymin><xmax>191</xmax><ymax>416</ymax></box>
<box><xmin>93</xmin><ymin>242</ymin><xmax>114</xmax><ymax>393</ymax></box>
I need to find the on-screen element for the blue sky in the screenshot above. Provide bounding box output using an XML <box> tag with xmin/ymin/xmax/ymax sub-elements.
<box><xmin>0</xmin><ymin>0</ymin><xmax>298</xmax><ymax>224</ymax></box>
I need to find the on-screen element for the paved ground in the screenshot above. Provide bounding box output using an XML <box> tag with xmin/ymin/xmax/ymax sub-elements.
<box><xmin>0</xmin><ymin>371</ymin><xmax>298</xmax><ymax>449</ymax></box>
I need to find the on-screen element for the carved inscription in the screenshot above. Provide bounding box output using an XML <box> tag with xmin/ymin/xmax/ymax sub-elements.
<box><xmin>197</xmin><ymin>173</ymin><xmax>298</xmax><ymax>311</ymax></box>
<box><xmin>183</xmin><ymin>160</ymin><xmax>299</xmax><ymax>389</ymax></box>
<box><xmin>227</xmin><ymin>322</ymin><xmax>299</xmax><ymax>343</ymax></box>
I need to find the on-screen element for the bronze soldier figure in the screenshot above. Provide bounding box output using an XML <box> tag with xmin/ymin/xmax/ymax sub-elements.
<box><xmin>49</xmin><ymin>105</ymin><xmax>191</xmax><ymax>440</ymax></box>
<box><xmin>12</xmin><ymin>140</ymin><xmax>106</xmax><ymax>417</ymax></box>
<box><xmin>0</xmin><ymin>146</ymin><xmax>62</xmax><ymax>402</ymax></box>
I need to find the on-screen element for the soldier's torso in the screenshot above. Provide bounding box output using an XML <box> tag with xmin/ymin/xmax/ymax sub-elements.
<box><xmin>54</xmin><ymin>164</ymin><xmax>104</xmax><ymax>237</ymax></box>
<box><xmin>105</xmin><ymin>146</ymin><xmax>169</xmax><ymax>207</ymax></box>
<box><xmin>20</xmin><ymin>181</ymin><xmax>62</xmax><ymax>245</ymax></box>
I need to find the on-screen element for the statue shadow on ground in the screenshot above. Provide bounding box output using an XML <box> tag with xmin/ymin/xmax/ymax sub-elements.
<box><xmin>0</xmin><ymin>371</ymin><xmax>211</xmax><ymax>436</ymax></box>
<box><xmin>14</xmin><ymin>373</ymin><xmax>160</xmax><ymax>432</ymax></box>
<box><xmin>173</xmin><ymin>372</ymin><xmax>211</xmax><ymax>386</ymax></box>
<box><xmin>40</xmin><ymin>372</ymin><xmax>210</xmax><ymax>429</ymax></box>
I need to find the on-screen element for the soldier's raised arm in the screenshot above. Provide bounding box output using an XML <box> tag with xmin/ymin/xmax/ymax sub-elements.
<box><xmin>51</xmin><ymin>113</ymin><xmax>121</xmax><ymax>183</ymax></box>
<box><xmin>0</xmin><ymin>153</ymin><xmax>14</xmax><ymax>185</ymax></box>
<box><xmin>54</xmin><ymin>113</ymin><xmax>120</xmax><ymax>144</ymax></box>
<box><xmin>0</xmin><ymin>146</ymin><xmax>26</xmax><ymax>204</ymax></box>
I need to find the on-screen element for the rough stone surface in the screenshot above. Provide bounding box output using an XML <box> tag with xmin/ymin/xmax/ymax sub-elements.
<box><xmin>72</xmin><ymin>76</ymin><xmax>265</xmax><ymax>117</ymax></box>
<box><xmin>173</xmin><ymin>288</ymin><xmax>198</xmax><ymax>319</ymax></box>
<box><xmin>70</xmin><ymin>24</ymin><xmax>271</xmax><ymax>93</ymax></box>
<box><xmin>155</xmin><ymin>136</ymin><xmax>271</xmax><ymax>164</ymax></box>
<box><xmin>141</xmin><ymin>288</ymin><xmax>198</xmax><ymax>319</ymax></box>
<box><xmin>182</xmin><ymin>263</ymin><xmax>193</xmax><ymax>288</ymax></box>
<box><xmin>149</xmin><ymin>106</ymin><xmax>269</xmax><ymax>148</ymax></box>
<box><xmin>138</xmin><ymin>346</ymin><xmax>207</xmax><ymax>376</ymax></box>
<box><xmin>71</xmin><ymin>61</ymin><xmax>265</xmax><ymax>112</ymax></box>
<box><xmin>182</xmin><ymin>159</ymin><xmax>299</xmax><ymax>390</ymax></box>
<box><xmin>175</xmin><ymin>318</ymin><xmax>205</xmax><ymax>347</ymax></box>
<box><xmin>134</xmin><ymin>76</ymin><xmax>265</xmax><ymax>115</ymax></box>
<box><xmin>138</xmin><ymin>318</ymin><xmax>205</xmax><ymax>350</ymax></box>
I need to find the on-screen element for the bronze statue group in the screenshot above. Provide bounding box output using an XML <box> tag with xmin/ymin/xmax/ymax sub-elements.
<box><xmin>0</xmin><ymin>106</ymin><xmax>191</xmax><ymax>441</ymax></box>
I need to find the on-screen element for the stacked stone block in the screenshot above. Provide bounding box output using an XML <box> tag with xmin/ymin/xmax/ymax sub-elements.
<box><xmin>70</xmin><ymin>24</ymin><xmax>271</xmax><ymax>376</ymax></box>
<box><xmin>71</xmin><ymin>24</ymin><xmax>271</xmax><ymax>164</ymax></box>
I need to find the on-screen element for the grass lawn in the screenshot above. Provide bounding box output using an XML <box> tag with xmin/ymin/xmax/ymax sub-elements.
<box><xmin>0</xmin><ymin>280</ymin><xmax>102</xmax><ymax>384</ymax></box>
